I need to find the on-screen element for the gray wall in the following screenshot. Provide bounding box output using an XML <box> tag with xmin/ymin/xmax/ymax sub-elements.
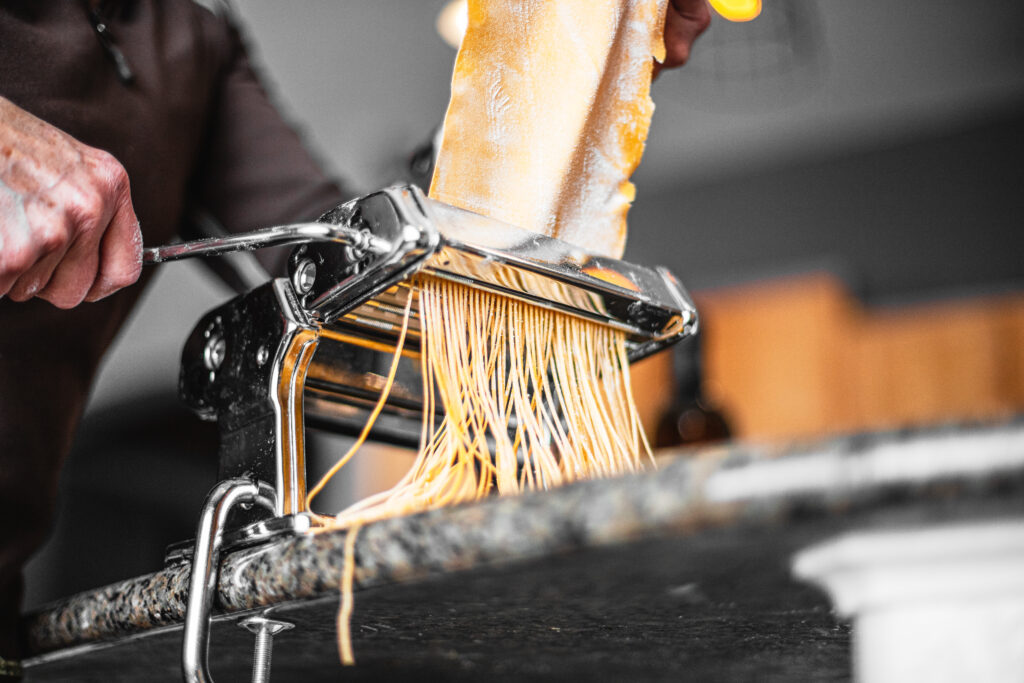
<box><xmin>626</xmin><ymin>106</ymin><xmax>1024</xmax><ymax>302</ymax></box>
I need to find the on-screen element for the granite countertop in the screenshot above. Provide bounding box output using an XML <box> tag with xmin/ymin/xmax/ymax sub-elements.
<box><xmin>22</xmin><ymin>418</ymin><xmax>1024</xmax><ymax>681</ymax></box>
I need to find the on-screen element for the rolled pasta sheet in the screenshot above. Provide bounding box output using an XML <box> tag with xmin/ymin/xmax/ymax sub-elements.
<box><xmin>429</xmin><ymin>0</ymin><xmax>670</xmax><ymax>259</ymax></box>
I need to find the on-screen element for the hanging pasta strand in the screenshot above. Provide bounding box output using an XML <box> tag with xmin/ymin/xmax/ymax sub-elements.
<box><xmin>322</xmin><ymin>276</ymin><xmax>655</xmax><ymax>664</ymax></box>
<box><xmin>320</xmin><ymin>274</ymin><xmax>652</xmax><ymax>533</ymax></box>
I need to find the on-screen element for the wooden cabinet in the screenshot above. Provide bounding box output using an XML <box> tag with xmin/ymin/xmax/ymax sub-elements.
<box><xmin>639</xmin><ymin>273</ymin><xmax>1024</xmax><ymax>442</ymax></box>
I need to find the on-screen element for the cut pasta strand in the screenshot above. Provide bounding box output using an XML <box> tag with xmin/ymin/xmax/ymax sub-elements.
<box><xmin>319</xmin><ymin>274</ymin><xmax>652</xmax><ymax>532</ymax></box>
<box><xmin>306</xmin><ymin>288</ymin><xmax>415</xmax><ymax>511</ymax></box>
<box><xmin>337</xmin><ymin>524</ymin><xmax>361</xmax><ymax>666</ymax></box>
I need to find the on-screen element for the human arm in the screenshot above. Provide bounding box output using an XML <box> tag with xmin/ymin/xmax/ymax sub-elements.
<box><xmin>0</xmin><ymin>96</ymin><xmax>142</xmax><ymax>308</ymax></box>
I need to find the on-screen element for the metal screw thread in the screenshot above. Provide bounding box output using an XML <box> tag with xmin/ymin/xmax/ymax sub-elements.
<box><xmin>251</xmin><ymin>629</ymin><xmax>273</xmax><ymax>683</ymax></box>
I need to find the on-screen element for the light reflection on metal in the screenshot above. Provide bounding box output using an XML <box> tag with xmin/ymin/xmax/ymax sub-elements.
<box><xmin>272</xmin><ymin>327</ymin><xmax>319</xmax><ymax>516</ymax></box>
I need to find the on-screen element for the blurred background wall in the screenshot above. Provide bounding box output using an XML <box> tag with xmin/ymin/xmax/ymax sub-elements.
<box><xmin>24</xmin><ymin>0</ymin><xmax>1024</xmax><ymax>606</ymax></box>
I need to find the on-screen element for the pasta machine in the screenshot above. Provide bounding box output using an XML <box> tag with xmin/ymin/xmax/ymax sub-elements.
<box><xmin>148</xmin><ymin>184</ymin><xmax>699</xmax><ymax>530</ymax></box>
<box><xmin>146</xmin><ymin>184</ymin><xmax>698</xmax><ymax>681</ymax></box>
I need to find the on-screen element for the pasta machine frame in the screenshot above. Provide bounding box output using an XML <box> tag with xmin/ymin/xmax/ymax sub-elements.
<box><xmin>146</xmin><ymin>184</ymin><xmax>698</xmax><ymax>681</ymax></box>
<box><xmin>151</xmin><ymin>184</ymin><xmax>698</xmax><ymax>527</ymax></box>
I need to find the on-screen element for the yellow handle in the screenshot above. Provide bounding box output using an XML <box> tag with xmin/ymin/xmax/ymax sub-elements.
<box><xmin>709</xmin><ymin>0</ymin><xmax>762</xmax><ymax>22</ymax></box>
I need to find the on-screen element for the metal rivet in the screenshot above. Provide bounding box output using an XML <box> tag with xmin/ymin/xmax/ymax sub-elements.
<box><xmin>256</xmin><ymin>345</ymin><xmax>269</xmax><ymax>366</ymax></box>
<box><xmin>203</xmin><ymin>335</ymin><xmax>226</xmax><ymax>371</ymax></box>
<box><xmin>293</xmin><ymin>259</ymin><xmax>317</xmax><ymax>294</ymax></box>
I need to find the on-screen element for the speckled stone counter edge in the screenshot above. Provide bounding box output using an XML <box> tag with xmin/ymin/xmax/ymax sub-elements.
<box><xmin>24</xmin><ymin>419</ymin><xmax>1024</xmax><ymax>655</ymax></box>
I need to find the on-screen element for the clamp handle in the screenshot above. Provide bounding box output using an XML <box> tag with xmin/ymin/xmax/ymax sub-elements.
<box><xmin>182</xmin><ymin>478</ymin><xmax>277</xmax><ymax>683</ymax></box>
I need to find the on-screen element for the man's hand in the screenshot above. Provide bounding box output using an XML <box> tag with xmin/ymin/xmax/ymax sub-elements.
<box><xmin>657</xmin><ymin>0</ymin><xmax>712</xmax><ymax>76</ymax></box>
<box><xmin>0</xmin><ymin>97</ymin><xmax>142</xmax><ymax>308</ymax></box>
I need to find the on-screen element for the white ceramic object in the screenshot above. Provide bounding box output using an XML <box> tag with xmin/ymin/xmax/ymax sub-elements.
<box><xmin>793</xmin><ymin>519</ymin><xmax>1024</xmax><ymax>683</ymax></box>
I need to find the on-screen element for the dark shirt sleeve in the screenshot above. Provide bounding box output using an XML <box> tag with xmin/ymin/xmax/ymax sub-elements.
<box><xmin>189</xmin><ymin>14</ymin><xmax>351</xmax><ymax>241</ymax></box>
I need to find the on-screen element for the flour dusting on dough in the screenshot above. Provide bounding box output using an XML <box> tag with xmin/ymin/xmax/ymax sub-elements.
<box><xmin>430</xmin><ymin>0</ymin><xmax>670</xmax><ymax>259</ymax></box>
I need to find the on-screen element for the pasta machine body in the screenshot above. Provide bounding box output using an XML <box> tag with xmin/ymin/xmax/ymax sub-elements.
<box><xmin>150</xmin><ymin>184</ymin><xmax>699</xmax><ymax>524</ymax></box>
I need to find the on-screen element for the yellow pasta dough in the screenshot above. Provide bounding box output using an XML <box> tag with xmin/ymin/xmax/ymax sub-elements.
<box><xmin>429</xmin><ymin>0</ymin><xmax>670</xmax><ymax>258</ymax></box>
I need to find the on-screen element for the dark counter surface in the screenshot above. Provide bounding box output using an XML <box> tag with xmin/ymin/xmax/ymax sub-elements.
<box><xmin>22</xmin><ymin>418</ymin><xmax>1024</xmax><ymax>681</ymax></box>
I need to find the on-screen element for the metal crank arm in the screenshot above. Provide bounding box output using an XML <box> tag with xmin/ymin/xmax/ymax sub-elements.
<box><xmin>143</xmin><ymin>221</ymin><xmax>390</xmax><ymax>265</ymax></box>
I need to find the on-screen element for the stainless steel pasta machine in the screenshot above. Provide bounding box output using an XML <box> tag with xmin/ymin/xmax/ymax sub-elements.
<box><xmin>145</xmin><ymin>184</ymin><xmax>698</xmax><ymax>682</ymax></box>
<box><xmin>149</xmin><ymin>184</ymin><xmax>698</xmax><ymax>527</ymax></box>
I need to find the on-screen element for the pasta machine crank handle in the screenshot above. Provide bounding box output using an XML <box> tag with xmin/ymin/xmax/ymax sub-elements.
<box><xmin>142</xmin><ymin>220</ymin><xmax>391</xmax><ymax>265</ymax></box>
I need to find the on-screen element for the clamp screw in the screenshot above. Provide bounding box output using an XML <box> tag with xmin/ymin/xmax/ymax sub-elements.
<box><xmin>293</xmin><ymin>259</ymin><xmax>317</xmax><ymax>294</ymax></box>
<box><xmin>239</xmin><ymin>616</ymin><xmax>294</xmax><ymax>683</ymax></box>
